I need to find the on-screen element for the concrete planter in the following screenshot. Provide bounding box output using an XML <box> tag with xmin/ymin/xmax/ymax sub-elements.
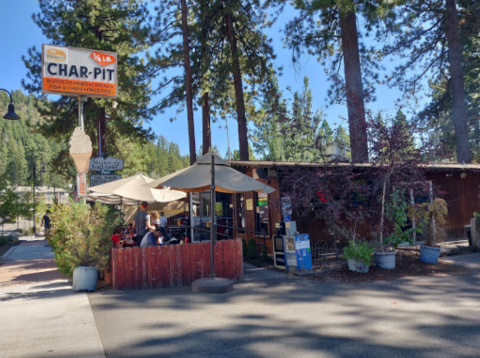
<box><xmin>419</xmin><ymin>245</ymin><xmax>441</xmax><ymax>264</ymax></box>
<box><xmin>347</xmin><ymin>259</ymin><xmax>369</xmax><ymax>273</ymax></box>
<box><xmin>347</xmin><ymin>259</ymin><xmax>356</xmax><ymax>271</ymax></box>
<box><xmin>72</xmin><ymin>266</ymin><xmax>99</xmax><ymax>292</ymax></box>
<box><xmin>374</xmin><ymin>251</ymin><xmax>396</xmax><ymax>269</ymax></box>
<box><xmin>353</xmin><ymin>260</ymin><xmax>369</xmax><ymax>273</ymax></box>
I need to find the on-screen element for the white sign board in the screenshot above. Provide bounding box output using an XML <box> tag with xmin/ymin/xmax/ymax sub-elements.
<box><xmin>42</xmin><ymin>45</ymin><xmax>117</xmax><ymax>98</ymax></box>
<box><xmin>90</xmin><ymin>174</ymin><xmax>122</xmax><ymax>187</ymax></box>
<box><xmin>89</xmin><ymin>157</ymin><xmax>123</xmax><ymax>171</ymax></box>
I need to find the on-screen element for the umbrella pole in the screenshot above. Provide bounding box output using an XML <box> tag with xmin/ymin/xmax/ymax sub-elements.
<box><xmin>210</xmin><ymin>156</ymin><xmax>216</xmax><ymax>278</ymax></box>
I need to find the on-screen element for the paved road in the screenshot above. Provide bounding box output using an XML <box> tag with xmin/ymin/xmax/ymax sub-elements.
<box><xmin>0</xmin><ymin>236</ymin><xmax>105</xmax><ymax>358</ymax></box>
<box><xmin>89</xmin><ymin>254</ymin><xmax>480</xmax><ymax>358</ymax></box>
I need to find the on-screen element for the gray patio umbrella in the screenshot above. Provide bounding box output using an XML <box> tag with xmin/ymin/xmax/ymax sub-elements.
<box><xmin>146</xmin><ymin>152</ymin><xmax>275</xmax><ymax>282</ymax></box>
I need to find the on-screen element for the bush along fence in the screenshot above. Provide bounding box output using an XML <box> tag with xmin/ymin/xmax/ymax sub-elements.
<box><xmin>111</xmin><ymin>239</ymin><xmax>243</xmax><ymax>290</ymax></box>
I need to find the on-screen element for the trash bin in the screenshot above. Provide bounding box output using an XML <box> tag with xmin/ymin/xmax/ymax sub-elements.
<box><xmin>465</xmin><ymin>225</ymin><xmax>472</xmax><ymax>246</ymax></box>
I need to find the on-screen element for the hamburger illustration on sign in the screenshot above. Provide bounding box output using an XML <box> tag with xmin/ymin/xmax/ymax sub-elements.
<box><xmin>46</xmin><ymin>48</ymin><xmax>67</xmax><ymax>62</ymax></box>
<box><xmin>42</xmin><ymin>44</ymin><xmax>117</xmax><ymax>98</ymax></box>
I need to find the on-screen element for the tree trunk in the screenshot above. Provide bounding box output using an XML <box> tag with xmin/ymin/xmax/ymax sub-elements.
<box><xmin>181</xmin><ymin>0</ymin><xmax>197</xmax><ymax>165</ymax></box>
<box><xmin>225</xmin><ymin>12</ymin><xmax>249</xmax><ymax>161</ymax></box>
<box><xmin>339</xmin><ymin>11</ymin><xmax>369</xmax><ymax>163</ymax></box>
<box><xmin>202</xmin><ymin>92</ymin><xmax>211</xmax><ymax>155</ymax></box>
<box><xmin>94</xmin><ymin>30</ymin><xmax>108</xmax><ymax>158</ymax></box>
<box><xmin>445</xmin><ymin>0</ymin><xmax>471</xmax><ymax>163</ymax></box>
<box><xmin>97</xmin><ymin>106</ymin><xmax>107</xmax><ymax>157</ymax></box>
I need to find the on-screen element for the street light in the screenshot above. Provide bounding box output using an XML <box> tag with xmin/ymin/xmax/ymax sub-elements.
<box><xmin>0</xmin><ymin>89</ymin><xmax>20</xmax><ymax>120</ymax></box>
<box><xmin>32</xmin><ymin>162</ymin><xmax>46</xmax><ymax>234</ymax></box>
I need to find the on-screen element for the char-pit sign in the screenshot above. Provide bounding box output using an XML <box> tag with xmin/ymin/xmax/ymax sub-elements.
<box><xmin>42</xmin><ymin>45</ymin><xmax>117</xmax><ymax>98</ymax></box>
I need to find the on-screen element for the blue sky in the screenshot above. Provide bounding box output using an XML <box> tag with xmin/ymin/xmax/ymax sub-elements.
<box><xmin>0</xmin><ymin>1</ymin><xmax>428</xmax><ymax>158</ymax></box>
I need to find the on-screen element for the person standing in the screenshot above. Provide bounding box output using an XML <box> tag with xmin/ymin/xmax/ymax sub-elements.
<box><xmin>133</xmin><ymin>201</ymin><xmax>155</xmax><ymax>243</ymax></box>
<box><xmin>41</xmin><ymin>210</ymin><xmax>51</xmax><ymax>236</ymax></box>
<box><xmin>150</xmin><ymin>211</ymin><xmax>160</xmax><ymax>228</ymax></box>
<box><xmin>159</xmin><ymin>211</ymin><xmax>168</xmax><ymax>229</ymax></box>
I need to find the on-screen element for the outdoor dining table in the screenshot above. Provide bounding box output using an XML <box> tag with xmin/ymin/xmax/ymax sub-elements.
<box><xmin>166</xmin><ymin>225</ymin><xmax>188</xmax><ymax>239</ymax></box>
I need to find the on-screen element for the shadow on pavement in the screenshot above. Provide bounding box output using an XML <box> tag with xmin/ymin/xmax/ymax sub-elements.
<box><xmin>88</xmin><ymin>269</ymin><xmax>480</xmax><ymax>358</ymax></box>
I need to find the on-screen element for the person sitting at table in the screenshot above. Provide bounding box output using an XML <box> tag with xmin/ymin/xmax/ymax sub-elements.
<box><xmin>111</xmin><ymin>228</ymin><xmax>124</xmax><ymax>247</ymax></box>
<box><xmin>139</xmin><ymin>229</ymin><xmax>165</xmax><ymax>247</ymax></box>
<box><xmin>123</xmin><ymin>229</ymin><xmax>136</xmax><ymax>246</ymax></box>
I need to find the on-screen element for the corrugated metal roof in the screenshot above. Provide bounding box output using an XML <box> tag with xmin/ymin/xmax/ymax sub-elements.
<box><xmin>229</xmin><ymin>160</ymin><xmax>480</xmax><ymax>171</ymax></box>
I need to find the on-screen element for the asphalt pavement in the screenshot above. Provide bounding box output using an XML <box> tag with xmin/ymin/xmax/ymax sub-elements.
<box><xmin>89</xmin><ymin>254</ymin><xmax>480</xmax><ymax>358</ymax></box>
<box><xmin>0</xmin><ymin>235</ymin><xmax>105</xmax><ymax>358</ymax></box>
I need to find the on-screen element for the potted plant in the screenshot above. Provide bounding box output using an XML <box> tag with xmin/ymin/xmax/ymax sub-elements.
<box><xmin>409</xmin><ymin>198</ymin><xmax>447</xmax><ymax>264</ymax></box>
<box><xmin>49</xmin><ymin>202</ymin><xmax>119</xmax><ymax>291</ymax></box>
<box><xmin>341</xmin><ymin>240</ymin><xmax>375</xmax><ymax>273</ymax></box>
<box><xmin>376</xmin><ymin>188</ymin><xmax>418</xmax><ymax>269</ymax></box>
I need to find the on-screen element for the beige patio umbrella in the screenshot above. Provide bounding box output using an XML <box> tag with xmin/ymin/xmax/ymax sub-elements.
<box><xmin>146</xmin><ymin>153</ymin><xmax>275</xmax><ymax>194</ymax></box>
<box><xmin>145</xmin><ymin>152</ymin><xmax>275</xmax><ymax>284</ymax></box>
<box><xmin>86</xmin><ymin>192</ymin><xmax>140</xmax><ymax>205</ymax></box>
<box><xmin>90</xmin><ymin>173</ymin><xmax>186</xmax><ymax>203</ymax></box>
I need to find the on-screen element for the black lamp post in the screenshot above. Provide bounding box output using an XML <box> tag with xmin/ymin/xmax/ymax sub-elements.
<box><xmin>32</xmin><ymin>162</ymin><xmax>46</xmax><ymax>234</ymax></box>
<box><xmin>0</xmin><ymin>89</ymin><xmax>20</xmax><ymax>120</ymax></box>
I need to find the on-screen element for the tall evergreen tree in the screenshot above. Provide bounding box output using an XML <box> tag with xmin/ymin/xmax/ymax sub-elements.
<box><xmin>382</xmin><ymin>0</ymin><xmax>478</xmax><ymax>163</ymax></box>
<box><xmin>283</xmin><ymin>1</ymin><xmax>387</xmax><ymax>162</ymax></box>
<box><xmin>153</xmin><ymin>0</ymin><xmax>277</xmax><ymax>161</ymax></box>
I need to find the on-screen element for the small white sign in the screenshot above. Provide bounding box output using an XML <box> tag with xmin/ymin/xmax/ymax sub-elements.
<box><xmin>89</xmin><ymin>157</ymin><xmax>123</xmax><ymax>171</ymax></box>
<box><xmin>90</xmin><ymin>174</ymin><xmax>122</xmax><ymax>187</ymax></box>
<box><xmin>282</xmin><ymin>196</ymin><xmax>292</xmax><ymax>215</ymax></box>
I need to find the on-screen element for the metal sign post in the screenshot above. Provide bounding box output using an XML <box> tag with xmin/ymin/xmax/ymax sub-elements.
<box><xmin>210</xmin><ymin>155</ymin><xmax>216</xmax><ymax>278</ymax></box>
<box><xmin>78</xmin><ymin>96</ymin><xmax>85</xmax><ymax>129</ymax></box>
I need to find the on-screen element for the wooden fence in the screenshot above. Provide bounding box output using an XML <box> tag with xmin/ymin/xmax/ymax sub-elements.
<box><xmin>111</xmin><ymin>239</ymin><xmax>243</xmax><ymax>290</ymax></box>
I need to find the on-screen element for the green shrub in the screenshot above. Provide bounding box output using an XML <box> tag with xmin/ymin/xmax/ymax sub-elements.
<box><xmin>260</xmin><ymin>245</ymin><xmax>272</xmax><ymax>262</ymax></box>
<box><xmin>22</xmin><ymin>228</ymin><xmax>34</xmax><ymax>236</ymax></box>
<box><xmin>385</xmin><ymin>188</ymin><xmax>419</xmax><ymax>249</ymax></box>
<box><xmin>341</xmin><ymin>240</ymin><xmax>375</xmax><ymax>266</ymax></box>
<box><xmin>0</xmin><ymin>237</ymin><xmax>9</xmax><ymax>246</ymax></box>
<box><xmin>246</xmin><ymin>238</ymin><xmax>258</xmax><ymax>259</ymax></box>
<box><xmin>49</xmin><ymin>202</ymin><xmax>120</xmax><ymax>275</ymax></box>
<box><xmin>242</xmin><ymin>238</ymin><xmax>247</xmax><ymax>257</ymax></box>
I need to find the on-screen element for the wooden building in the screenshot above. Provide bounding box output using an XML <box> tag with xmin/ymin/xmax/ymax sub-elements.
<box><xmin>229</xmin><ymin>161</ymin><xmax>480</xmax><ymax>252</ymax></box>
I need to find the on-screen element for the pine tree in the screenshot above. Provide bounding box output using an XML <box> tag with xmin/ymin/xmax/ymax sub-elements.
<box><xmin>382</xmin><ymin>0</ymin><xmax>478</xmax><ymax>163</ymax></box>
<box><xmin>153</xmin><ymin>0</ymin><xmax>277</xmax><ymax>161</ymax></box>
<box><xmin>253</xmin><ymin>76</ymin><xmax>326</xmax><ymax>162</ymax></box>
<box><xmin>283</xmin><ymin>1</ymin><xmax>386</xmax><ymax>162</ymax></box>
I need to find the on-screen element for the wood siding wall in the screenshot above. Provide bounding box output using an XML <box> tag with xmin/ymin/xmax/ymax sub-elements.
<box><xmin>427</xmin><ymin>172</ymin><xmax>480</xmax><ymax>238</ymax></box>
<box><xmin>234</xmin><ymin>165</ymin><xmax>480</xmax><ymax>244</ymax></box>
<box><xmin>111</xmin><ymin>240</ymin><xmax>243</xmax><ymax>290</ymax></box>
